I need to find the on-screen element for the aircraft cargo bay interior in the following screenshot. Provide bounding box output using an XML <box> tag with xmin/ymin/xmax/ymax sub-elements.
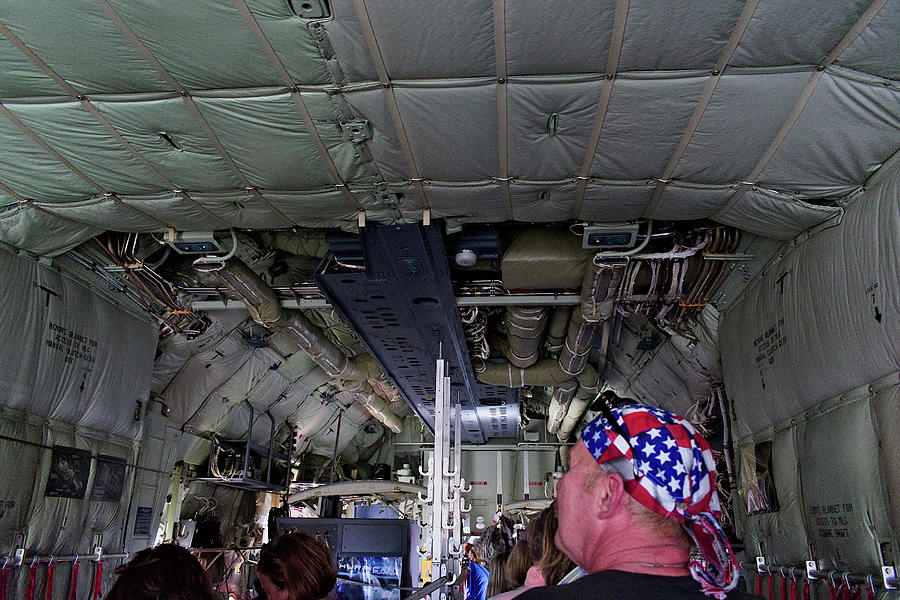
<box><xmin>0</xmin><ymin>1</ymin><xmax>897</xmax><ymax>599</ymax></box>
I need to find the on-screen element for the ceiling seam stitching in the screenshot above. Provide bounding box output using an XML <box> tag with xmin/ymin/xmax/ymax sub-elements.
<box><xmin>571</xmin><ymin>0</ymin><xmax>630</xmax><ymax>220</ymax></box>
<box><xmin>351</xmin><ymin>0</ymin><xmax>429</xmax><ymax>212</ymax></box>
<box><xmin>641</xmin><ymin>0</ymin><xmax>761</xmax><ymax>219</ymax></box>
<box><xmin>493</xmin><ymin>0</ymin><xmax>513</xmax><ymax>220</ymax></box>
<box><xmin>712</xmin><ymin>0</ymin><xmax>887</xmax><ymax>220</ymax></box>
<box><xmin>94</xmin><ymin>0</ymin><xmax>302</xmax><ymax>229</ymax></box>
<box><xmin>0</xmin><ymin>21</ymin><xmax>228</xmax><ymax>228</ymax></box>
<box><xmin>231</xmin><ymin>0</ymin><xmax>365</xmax><ymax>213</ymax></box>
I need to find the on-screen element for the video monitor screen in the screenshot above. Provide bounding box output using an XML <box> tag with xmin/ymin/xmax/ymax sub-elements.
<box><xmin>335</xmin><ymin>556</ymin><xmax>402</xmax><ymax>600</ymax></box>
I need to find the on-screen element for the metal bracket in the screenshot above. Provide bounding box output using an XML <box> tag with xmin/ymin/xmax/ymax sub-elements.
<box><xmin>13</xmin><ymin>548</ymin><xmax>24</xmax><ymax>567</ymax></box>
<box><xmin>756</xmin><ymin>556</ymin><xmax>766</xmax><ymax>573</ymax></box>
<box><xmin>883</xmin><ymin>565</ymin><xmax>897</xmax><ymax>589</ymax></box>
<box><xmin>806</xmin><ymin>560</ymin><xmax>819</xmax><ymax>580</ymax></box>
<box><xmin>339</xmin><ymin>120</ymin><xmax>373</xmax><ymax>143</ymax></box>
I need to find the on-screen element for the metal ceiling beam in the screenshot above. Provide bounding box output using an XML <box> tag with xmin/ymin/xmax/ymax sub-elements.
<box><xmin>190</xmin><ymin>293</ymin><xmax>582</xmax><ymax>311</ymax></box>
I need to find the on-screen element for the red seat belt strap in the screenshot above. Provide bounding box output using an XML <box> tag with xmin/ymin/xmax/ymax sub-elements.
<box><xmin>68</xmin><ymin>560</ymin><xmax>79</xmax><ymax>600</ymax></box>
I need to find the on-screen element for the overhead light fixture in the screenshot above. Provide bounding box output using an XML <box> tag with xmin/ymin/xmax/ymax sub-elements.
<box><xmin>455</xmin><ymin>249</ymin><xmax>478</xmax><ymax>267</ymax></box>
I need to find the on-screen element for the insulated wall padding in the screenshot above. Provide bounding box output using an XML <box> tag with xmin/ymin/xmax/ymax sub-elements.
<box><xmin>506</xmin><ymin>80</ymin><xmax>606</xmax><ymax>181</ymax></box>
<box><xmin>92</xmin><ymin>97</ymin><xmax>243</xmax><ymax>190</ymax></box>
<box><xmin>0</xmin><ymin>38</ymin><xmax>64</xmax><ymax>98</ymax></box>
<box><xmin>797</xmin><ymin>397</ymin><xmax>891</xmax><ymax>572</ymax></box>
<box><xmin>0</xmin><ymin>249</ymin><xmax>157</xmax><ymax>437</ymax></box>
<box><xmin>592</xmin><ymin>75</ymin><xmax>708</xmax><ymax>180</ymax></box>
<box><xmin>0</xmin><ymin>117</ymin><xmax>99</xmax><ymax>203</ymax></box>
<box><xmin>509</xmin><ymin>181</ymin><xmax>576</xmax><ymax>222</ymax></box>
<box><xmin>838</xmin><ymin>2</ymin><xmax>900</xmax><ymax>81</ymax></box>
<box><xmin>0</xmin><ymin>413</ymin><xmax>43</xmax><ymax>554</ymax></box>
<box><xmin>264</xmin><ymin>190</ymin><xmax>361</xmax><ymax>223</ymax></box>
<box><xmin>720</xmin><ymin>166</ymin><xmax>900</xmax><ymax>436</ymax></box>
<box><xmin>0</xmin><ymin>1</ymin><xmax>171</xmax><ymax>94</ymax></box>
<box><xmin>673</xmin><ymin>70</ymin><xmax>811</xmax><ymax>184</ymax></box>
<box><xmin>187</xmin><ymin>191</ymin><xmax>294</xmax><ymax>230</ymax></box>
<box><xmin>341</xmin><ymin>89</ymin><xmax>409</xmax><ymax>181</ymax></box>
<box><xmin>333</xmin><ymin>1</ymin><xmax>495</xmax><ymax>80</ymax></box>
<box><xmin>5</xmin><ymin>102</ymin><xmax>164</xmax><ymax>194</ymax></box>
<box><xmin>505</xmin><ymin>1</ymin><xmax>615</xmax><ymax>76</ymax></box>
<box><xmin>393</xmin><ymin>85</ymin><xmax>498</xmax><ymax>181</ymax></box>
<box><xmin>104</xmin><ymin>0</ymin><xmax>285</xmax><ymax>90</ymax></box>
<box><xmin>37</xmin><ymin>196</ymin><xmax>163</xmax><ymax>232</ymax></box>
<box><xmin>717</xmin><ymin>189</ymin><xmax>842</xmax><ymax>241</ymax></box>
<box><xmin>303</xmin><ymin>397</ymin><xmax>368</xmax><ymax>456</ymax></box>
<box><xmin>730</xmin><ymin>0</ymin><xmax>872</xmax><ymax>69</ymax></box>
<box><xmin>741</xmin><ymin>428</ymin><xmax>811</xmax><ymax>566</ymax></box>
<box><xmin>650</xmin><ymin>184</ymin><xmax>731</xmax><ymax>221</ymax></box>
<box><xmin>115</xmin><ymin>192</ymin><xmax>236</xmax><ymax>232</ymax></box>
<box><xmin>617</xmin><ymin>2</ymin><xmax>741</xmax><ymax>71</ymax></box>
<box><xmin>319</xmin><ymin>0</ymin><xmax>379</xmax><ymax>82</ymax></box>
<box><xmin>757</xmin><ymin>69</ymin><xmax>900</xmax><ymax>198</ymax></box>
<box><xmin>870</xmin><ymin>376</ymin><xmax>900</xmax><ymax>538</ymax></box>
<box><xmin>192</xmin><ymin>95</ymin><xmax>338</xmax><ymax>190</ymax></box>
<box><xmin>0</xmin><ymin>205</ymin><xmax>102</xmax><ymax>257</ymax></box>
<box><xmin>421</xmin><ymin>183</ymin><xmax>508</xmax><ymax>223</ymax></box>
<box><xmin>578</xmin><ymin>183</ymin><xmax>652</xmax><ymax>222</ymax></box>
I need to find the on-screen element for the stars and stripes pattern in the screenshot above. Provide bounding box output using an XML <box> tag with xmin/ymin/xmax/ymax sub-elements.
<box><xmin>580</xmin><ymin>404</ymin><xmax>739</xmax><ymax>598</ymax></box>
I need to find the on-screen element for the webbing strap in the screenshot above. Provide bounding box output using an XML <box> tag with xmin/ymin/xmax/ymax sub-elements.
<box><xmin>0</xmin><ymin>565</ymin><xmax>9</xmax><ymax>600</ymax></box>
<box><xmin>45</xmin><ymin>562</ymin><xmax>54</xmax><ymax>600</ymax></box>
<box><xmin>26</xmin><ymin>563</ymin><xmax>36</xmax><ymax>600</ymax></box>
<box><xmin>780</xmin><ymin>575</ymin><xmax>787</xmax><ymax>600</ymax></box>
<box><xmin>790</xmin><ymin>578</ymin><xmax>797</xmax><ymax>600</ymax></box>
<box><xmin>756</xmin><ymin>572</ymin><xmax>762</xmax><ymax>596</ymax></box>
<box><xmin>92</xmin><ymin>561</ymin><xmax>104</xmax><ymax>600</ymax></box>
<box><xmin>768</xmin><ymin>573</ymin><xmax>774</xmax><ymax>600</ymax></box>
<box><xmin>68</xmin><ymin>561</ymin><xmax>79</xmax><ymax>600</ymax></box>
<box><xmin>492</xmin><ymin>0</ymin><xmax>512</xmax><ymax>220</ymax></box>
<box><xmin>802</xmin><ymin>580</ymin><xmax>810</xmax><ymax>600</ymax></box>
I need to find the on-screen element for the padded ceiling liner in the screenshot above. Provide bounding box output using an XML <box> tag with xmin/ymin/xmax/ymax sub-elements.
<box><xmin>0</xmin><ymin>0</ymin><xmax>897</xmax><ymax>254</ymax></box>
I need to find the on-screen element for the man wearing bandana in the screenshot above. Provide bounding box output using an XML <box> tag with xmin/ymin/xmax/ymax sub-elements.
<box><xmin>517</xmin><ymin>404</ymin><xmax>754</xmax><ymax>600</ymax></box>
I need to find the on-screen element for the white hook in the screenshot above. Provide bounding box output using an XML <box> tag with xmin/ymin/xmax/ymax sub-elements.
<box><xmin>443</xmin><ymin>486</ymin><xmax>459</xmax><ymax>504</ymax></box>
<box><xmin>419</xmin><ymin>456</ymin><xmax>434</xmax><ymax>478</ymax></box>
<box><xmin>418</xmin><ymin>488</ymin><xmax>433</xmax><ymax>503</ymax></box>
<box><xmin>460</xmin><ymin>500</ymin><xmax>472</xmax><ymax>513</ymax></box>
<box><xmin>458</xmin><ymin>477</ymin><xmax>472</xmax><ymax>494</ymax></box>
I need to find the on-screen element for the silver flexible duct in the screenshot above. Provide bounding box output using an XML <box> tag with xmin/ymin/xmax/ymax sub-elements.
<box><xmin>504</xmin><ymin>306</ymin><xmax>549</xmax><ymax>368</ymax></box>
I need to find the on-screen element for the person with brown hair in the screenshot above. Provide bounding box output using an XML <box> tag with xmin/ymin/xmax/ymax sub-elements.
<box><xmin>257</xmin><ymin>532</ymin><xmax>337</xmax><ymax>600</ymax></box>
<box><xmin>104</xmin><ymin>543</ymin><xmax>215</xmax><ymax>600</ymax></box>
<box><xmin>504</xmin><ymin>540</ymin><xmax>532</xmax><ymax>589</ymax></box>
<box><xmin>486</xmin><ymin>550</ymin><xmax>512</xmax><ymax>598</ymax></box>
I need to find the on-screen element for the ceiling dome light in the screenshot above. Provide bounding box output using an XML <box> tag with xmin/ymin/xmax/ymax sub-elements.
<box><xmin>455</xmin><ymin>249</ymin><xmax>478</xmax><ymax>267</ymax></box>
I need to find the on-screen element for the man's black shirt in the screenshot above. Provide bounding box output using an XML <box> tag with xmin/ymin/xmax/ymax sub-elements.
<box><xmin>515</xmin><ymin>570</ymin><xmax>758</xmax><ymax>600</ymax></box>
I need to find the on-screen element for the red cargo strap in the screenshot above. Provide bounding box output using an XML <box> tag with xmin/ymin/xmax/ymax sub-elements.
<box><xmin>756</xmin><ymin>572</ymin><xmax>762</xmax><ymax>597</ymax></box>
<box><xmin>0</xmin><ymin>563</ymin><xmax>10</xmax><ymax>600</ymax></box>
<box><xmin>789</xmin><ymin>577</ymin><xmax>797</xmax><ymax>600</ymax></box>
<box><xmin>68</xmin><ymin>560</ymin><xmax>79</xmax><ymax>600</ymax></box>
<box><xmin>780</xmin><ymin>574</ymin><xmax>787</xmax><ymax>600</ymax></box>
<box><xmin>802</xmin><ymin>580</ymin><xmax>810</xmax><ymax>600</ymax></box>
<box><xmin>26</xmin><ymin>559</ymin><xmax>37</xmax><ymax>600</ymax></box>
<box><xmin>92</xmin><ymin>560</ymin><xmax>104</xmax><ymax>600</ymax></box>
<box><xmin>45</xmin><ymin>561</ymin><xmax>55</xmax><ymax>600</ymax></box>
<box><xmin>768</xmin><ymin>572</ymin><xmax>774</xmax><ymax>600</ymax></box>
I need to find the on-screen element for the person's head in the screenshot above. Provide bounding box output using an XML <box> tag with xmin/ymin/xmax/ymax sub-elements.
<box><xmin>464</xmin><ymin>543</ymin><xmax>484</xmax><ymax>565</ymax></box>
<box><xmin>104</xmin><ymin>543</ymin><xmax>214</xmax><ymax>600</ymax></box>
<box><xmin>555</xmin><ymin>404</ymin><xmax>738</xmax><ymax>597</ymax></box>
<box><xmin>486</xmin><ymin>550</ymin><xmax>512</xmax><ymax>597</ymax></box>
<box><xmin>535</xmin><ymin>502</ymin><xmax>574</xmax><ymax>585</ymax></box>
<box><xmin>257</xmin><ymin>532</ymin><xmax>337</xmax><ymax>600</ymax></box>
<box><xmin>504</xmin><ymin>540</ymin><xmax>532</xmax><ymax>587</ymax></box>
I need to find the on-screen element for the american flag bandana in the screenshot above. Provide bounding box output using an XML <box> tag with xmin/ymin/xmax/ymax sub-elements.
<box><xmin>580</xmin><ymin>404</ymin><xmax>739</xmax><ymax>598</ymax></box>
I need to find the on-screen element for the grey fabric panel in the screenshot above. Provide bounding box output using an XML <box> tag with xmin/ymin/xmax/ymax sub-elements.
<box><xmin>192</xmin><ymin>94</ymin><xmax>335</xmax><ymax>189</ymax></box>
<box><xmin>507</xmin><ymin>79</ymin><xmax>606</xmax><ymax>180</ymax></box>
<box><xmin>93</xmin><ymin>97</ymin><xmax>243</xmax><ymax>190</ymax></box>
<box><xmin>408</xmin><ymin>183</ymin><xmax>508</xmax><ymax>222</ymax></box>
<box><xmin>871</xmin><ymin>380</ymin><xmax>900</xmax><ymax>537</ymax></box>
<box><xmin>720</xmin><ymin>167</ymin><xmax>900</xmax><ymax>437</ymax></box>
<box><xmin>578</xmin><ymin>182</ymin><xmax>652</xmax><ymax>222</ymax></box>
<box><xmin>0</xmin><ymin>205</ymin><xmax>101</xmax><ymax>256</ymax></box>
<box><xmin>730</xmin><ymin>0</ymin><xmax>872</xmax><ymax>68</ymax></box>
<box><xmin>674</xmin><ymin>70</ymin><xmax>811</xmax><ymax>183</ymax></box>
<box><xmin>0</xmin><ymin>1</ymin><xmax>171</xmax><ymax>93</ymax></box>
<box><xmin>321</xmin><ymin>0</ymin><xmax>379</xmax><ymax>82</ymax></box>
<box><xmin>40</xmin><ymin>196</ymin><xmax>164</xmax><ymax>231</ymax></box>
<box><xmin>344</xmin><ymin>1</ymin><xmax>495</xmax><ymax>79</ymax></box>
<box><xmin>264</xmin><ymin>189</ymin><xmax>360</xmax><ymax>222</ymax></box>
<box><xmin>740</xmin><ymin>427</ymin><xmax>811</xmax><ymax>566</ymax></box>
<box><xmin>837</xmin><ymin>1</ymin><xmax>900</xmax><ymax>80</ymax></box>
<box><xmin>299</xmin><ymin>91</ymin><xmax>377</xmax><ymax>183</ymax></box>
<box><xmin>0</xmin><ymin>248</ymin><xmax>156</xmax><ymax>436</ymax></box>
<box><xmin>0</xmin><ymin>38</ymin><xmax>63</xmax><ymax>97</ymax></box>
<box><xmin>0</xmin><ymin>114</ymin><xmax>99</xmax><ymax>202</ymax></box>
<box><xmin>505</xmin><ymin>0</ymin><xmax>615</xmax><ymax>75</ymax></box>
<box><xmin>650</xmin><ymin>184</ymin><xmax>730</xmax><ymax>221</ymax></box>
<box><xmin>0</xmin><ymin>414</ymin><xmax>42</xmax><ymax>554</ymax></box>
<box><xmin>115</xmin><ymin>192</ymin><xmax>234</xmax><ymax>231</ymax></box>
<box><xmin>242</xmin><ymin>0</ymin><xmax>333</xmax><ymax>85</ymax></box>
<box><xmin>191</xmin><ymin>191</ymin><xmax>295</xmax><ymax>229</ymax></box>
<box><xmin>797</xmin><ymin>397</ymin><xmax>891</xmax><ymax>572</ymax></box>
<box><xmin>6</xmin><ymin>101</ymin><xmax>162</xmax><ymax>194</ymax></box>
<box><xmin>394</xmin><ymin>85</ymin><xmax>497</xmax><ymax>180</ymax></box>
<box><xmin>593</xmin><ymin>75</ymin><xmax>708</xmax><ymax>180</ymax></box>
<box><xmin>618</xmin><ymin>2</ymin><xmax>742</xmax><ymax>71</ymax></box>
<box><xmin>104</xmin><ymin>0</ymin><xmax>283</xmax><ymax>89</ymax></box>
<box><xmin>757</xmin><ymin>70</ymin><xmax>900</xmax><ymax>198</ymax></box>
<box><xmin>336</xmin><ymin>88</ymin><xmax>410</xmax><ymax>181</ymax></box>
<box><xmin>717</xmin><ymin>189</ymin><xmax>842</xmax><ymax>240</ymax></box>
<box><xmin>510</xmin><ymin>180</ymin><xmax>576</xmax><ymax>221</ymax></box>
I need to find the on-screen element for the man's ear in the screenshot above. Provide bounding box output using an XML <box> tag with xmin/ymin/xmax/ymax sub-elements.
<box><xmin>591</xmin><ymin>470</ymin><xmax>626</xmax><ymax>518</ymax></box>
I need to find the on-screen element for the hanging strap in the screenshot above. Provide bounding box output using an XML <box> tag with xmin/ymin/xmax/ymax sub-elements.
<box><xmin>768</xmin><ymin>573</ymin><xmax>775</xmax><ymax>600</ymax></box>
<box><xmin>92</xmin><ymin>560</ymin><xmax>104</xmax><ymax>600</ymax></box>
<box><xmin>26</xmin><ymin>561</ymin><xmax>37</xmax><ymax>600</ymax></box>
<box><xmin>45</xmin><ymin>561</ymin><xmax>55</xmax><ymax>600</ymax></box>
<box><xmin>780</xmin><ymin>574</ymin><xmax>787</xmax><ymax>600</ymax></box>
<box><xmin>0</xmin><ymin>564</ymin><xmax>10</xmax><ymax>600</ymax></box>
<box><xmin>68</xmin><ymin>560</ymin><xmax>80</xmax><ymax>600</ymax></box>
<box><xmin>802</xmin><ymin>580</ymin><xmax>811</xmax><ymax>600</ymax></box>
<box><xmin>790</xmin><ymin>577</ymin><xmax>798</xmax><ymax>600</ymax></box>
<box><xmin>756</xmin><ymin>572</ymin><xmax>762</xmax><ymax>597</ymax></box>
